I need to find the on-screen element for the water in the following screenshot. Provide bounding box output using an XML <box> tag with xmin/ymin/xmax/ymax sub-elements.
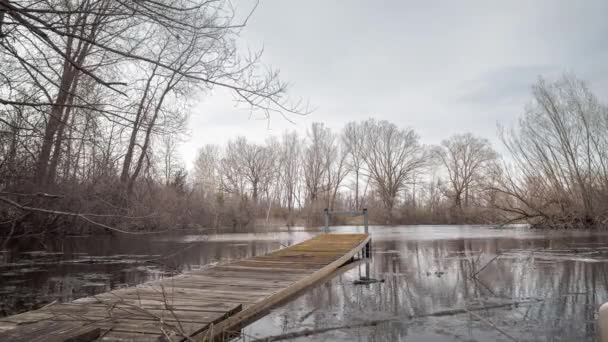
<box><xmin>243</xmin><ymin>226</ymin><xmax>608</xmax><ymax>342</ymax></box>
<box><xmin>2</xmin><ymin>226</ymin><xmax>608</xmax><ymax>341</ymax></box>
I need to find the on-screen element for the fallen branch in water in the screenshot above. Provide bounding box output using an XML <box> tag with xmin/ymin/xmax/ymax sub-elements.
<box><xmin>472</xmin><ymin>252</ymin><xmax>501</xmax><ymax>278</ymax></box>
<box><xmin>143</xmin><ymin>240</ymin><xmax>206</xmax><ymax>270</ymax></box>
<box><xmin>465</xmin><ymin>309</ymin><xmax>519</xmax><ymax>342</ymax></box>
<box><xmin>249</xmin><ymin>318</ymin><xmax>393</xmax><ymax>342</ymax></box>
<box><xmin>250</xmin><ymin>299</ymin><xmax>542</xmax><ymax>342</ymax></box>
<box><xmin>417</xmin><ymin>298</ymin><xmax>542</xmax><ymax>318</ymax></box>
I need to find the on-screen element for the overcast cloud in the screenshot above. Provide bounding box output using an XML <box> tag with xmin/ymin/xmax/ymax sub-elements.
<box><xmin>180</xmin><ymin>0</ymin><xmax>608</xmax><ymax>167</ymax></box>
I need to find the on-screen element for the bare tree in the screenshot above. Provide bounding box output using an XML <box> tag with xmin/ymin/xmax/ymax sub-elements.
<box><xmin>360</xmin><ymin>119</ymin><xmax>427</xmax><ymax>223</ymax></box>
<box><xmin>194</xmin><ymin>144</ymin><xmax>221</xmax><ymax>196</ymax></box>
<box><xmin>303</xmin><ymin>123</ymin><xmax>331</xmax><ymax>205</ymax></box>
<box><xmin>496</xmin><ymin>74</ymin><xmax>608</xmax><ymax>228</ymax></box>
<box><xmin>433</xmin><ymin>133</ymin><xmax>497</xmax><ymax>212</ymax></box>
<box><xmin>221</xmin><ymin>137</ymin><xmax>274</xmax><ymax>205</ymax></box>
<box><xmin>325</xmin><ymin>134</ymin><xmax>350</xmax><ymax>210</ymax></box>
<box><xmin>279</xmin><ymin>131</ymin><xmax>302</xmax><ymax>217</ymax></box>
<box><xmin>342</xmin><ymin>121</ymin><xmax>367</xmax><ymax>209</ymax></box>
<box><xmin>159</xmin><ymin>135</ymin><xmax>181</xmax><ymax>186</ymax></box>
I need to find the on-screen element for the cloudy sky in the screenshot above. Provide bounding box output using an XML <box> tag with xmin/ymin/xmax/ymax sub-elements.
<box><xmin>180</xmin><ymin>0</ymin><xmax>608</xmax><ymax>167</ymax></box>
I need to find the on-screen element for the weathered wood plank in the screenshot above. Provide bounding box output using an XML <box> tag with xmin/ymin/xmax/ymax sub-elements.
<box><xmin>197</xmin><ymin>270</ymin><xmax>312</xmax><ymax>280</ymax></box>
<box><xmin>90</xmin><ymin>288</ymin><xmax>269</xmax><ymax>303</ymax></box>
<box><xmin>149</xmin><ymin>281</ymin><xmax>285</xmax><ymax>293</ymax></box>
<box><xmin>203</xmin><ymin>265</ymin><xmax>314</xmax><ymax>275</ymax></box>
<box><xmin>73</xmin><ymin>298</ymin><xmax>237</xmax><ymax>312</ymax></box>
<box><xmin>99</xmin><ymin>331</ymin><xmax>162</xmax><ymax>342</ymax></box>
<box><xmin>159</xmin><ymin>275</ymin><xmax>283</xmax><ymax>284</ymax></box>
<box><xmin>0</xmin><ymin>321</ymin><xmax>100</xmax><ymax>342</ymax></box>
<box><xmin>39</xmin><ymin>304</ymin><xmax>229</xmax><ymax>324</ymax></box>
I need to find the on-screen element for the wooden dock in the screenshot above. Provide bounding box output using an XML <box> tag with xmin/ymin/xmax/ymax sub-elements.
<box><xmin>0</xmin><ymin>233</ymin><xmax>370</xmax><ymax>341</ymax></box>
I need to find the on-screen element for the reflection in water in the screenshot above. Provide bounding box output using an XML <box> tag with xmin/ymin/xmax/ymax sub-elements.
<box><xmin>1</xmin><ymin>226</ymin><xmax>607</xmax><ymax>341</ymax></box>
<box><xmin>243</xmin><ymin>226</ymin><xmax>608</xmax><ymax>342</ymax></box>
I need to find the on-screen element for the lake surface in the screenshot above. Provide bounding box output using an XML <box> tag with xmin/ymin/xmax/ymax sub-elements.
<box><xmin>2</xmin><ymin>225</ymin><xmax>608</xmax><ymax>341</ymax></box>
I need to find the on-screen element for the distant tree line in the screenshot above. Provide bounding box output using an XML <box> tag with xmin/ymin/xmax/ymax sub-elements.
<box><xmin>192</xmin><ymin>119</ymin><xmax>500</xmax><ymax>228</ymax></box>
<box><xmin>0</xmin><ymin>0</ymin><xmax>605</xmax><ymax>232</ymax></box>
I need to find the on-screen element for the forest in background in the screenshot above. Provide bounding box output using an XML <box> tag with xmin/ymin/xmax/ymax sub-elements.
<box><xmin>1</xmin><ymin>0</ymin><xmax>608</xmax><ymax>234</ymax></box>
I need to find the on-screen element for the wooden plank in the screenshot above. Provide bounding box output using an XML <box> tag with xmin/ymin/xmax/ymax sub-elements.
<box><xmin>161</xmin><ymin>273</ymin><xmax>295</xmax><ymax>284</ymax></box>
<box><xmin>39</xmin><ymin>304</ymin><xmax>228</xmax><ymax>324</ymax></box>
<box><xmin>105</xmin><ymin>287</ymin><xmax>271</xmax><ymax>301</ymax></box>
<box><xmin>158</xmin><ymin>275</ymin><xmax>294</xmax><ymax>288</ymax></box>
<box><xmin>0</xmin><ymin>307</ymin><xmax>229</xmax><ymax>327</ymax></box>
<box><xmin>154</xmin><ymin>276</ymin><xmax>286</xmax><ymax>286</ymax></box>
<box><xmin>89</xmin><ymin>318</ymin><xmax>202</xmax><ymax>336</ymax></box>
<box><xmin>203</xmin><ymin>265</ymin><xmax>314</xmax><ymax>275</ymax></box>
<box><xmin>64</xmin><ymin>303</ymin><xmax>235</xmax><ymax>314</ymax></box>
<box><xmin>233</xmin><ymin>260</ymin><xmax>327</xmax><ymax>268</ymax></box>
<box><xmin>146</xmin><ymin>287</ymin><xmax>275</xmax><ymax>299</ymax></box>
<box><xmin>73</xmin><ymin>298</ymin><xmax>237</xmax><ymax>312</ymax></box>
<box><xmin>99</xmin><ymin>331</ymin><xmax>162</xmax><ymax>342</ymax></box>
<box><xmin>149</xmin><ymin>281</ymin><xmax>285</xmax><ymax>293</ymax></box>
<box><xmin>198</xmin><ymin>269</ymin><xmax>312</xmax><ymax>280</ymax></box>
<box><xmin>0</xmin><ymin>321</ymin><xmax>100</xmax><ymax>342</ymax></box>
<box><xmin>213</xmin><ymin>263</ymin><xmax>323</xmax><ymax>271</ymax></box>
<box><xmin>0</xmin><ymin>311</ymin><xmax>56</xmax><ymax>325</ymax></box>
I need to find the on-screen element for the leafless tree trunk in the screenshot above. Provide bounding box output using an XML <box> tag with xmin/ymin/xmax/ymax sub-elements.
<box><xmin>342</xmin><ymin>122</ymin><xmax>367</xmax><ymax>210</ymax></box>
<box><xmin>361</xmin><ymin>119</ymin><xmax>427</xmax><ymax>223</ymax></box>
<box><xmin>279</xmin><ymin>131</ymin><xmax>302</xmax><ymax>217</ymax></box>
<box><xmin>433</xmin><ymin>133</ymin><xmax>497</xmax><ymax>218</ymax></box>
<box><xmin>221</xmin><ymin>137</ymin><xmax>275</xmax><ymax>205</ymax></box>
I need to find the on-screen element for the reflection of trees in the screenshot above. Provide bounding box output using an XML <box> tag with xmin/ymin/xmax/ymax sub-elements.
<box><xmin>249</xmin><ymin>235</ymin><xmax>608</xmax><ymax>341</ymax></box>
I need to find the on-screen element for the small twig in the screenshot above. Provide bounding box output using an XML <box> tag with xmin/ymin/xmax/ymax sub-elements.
<box><xmin>0</xmin><ymin>191</ymin><xmax>65</xmax><ymax>199</ymax></box>
<box><xmin>249</xmin><ymin>318</ymin><xmax>395</xmax><ymax>342</ymax></box>
<box><xmin>159</xmin><ymin>284</ymin><xmax>196</xmax><ymax>342</ymax></box>
<box><xmin>0</xmin><ymin>195</ymin><xmax>169</xmax><ymax>235</ymax></box>
<box><xmin>40</xmin><ymin>300</ymin><xmax>58</xmax><ymax>309</ymax></box>
<box><xmin>473</xmin><ymin>252</ymin><xmax>501</xmax><ymax>278</ymax></box>
<box><xmin>160</xmin><ymin>326</ymin><xmax>174</xmax><ymax>342</ymax></box>
<box><xmin>95</xmin><ymin>327</ymin><xmax>113</xmax><ymax>341</ymax></box>
<box><xmin>143</xmin><ymin>241</ymin><xmax>205</xmax><ymax>268</ymax></box>
<box><xmin>465</xmin><ymin>309</ymin><xmax>519</xmax><ymax>342</ymax></box>
<box><xmin>95</xmin><ymin>291</ymin><xmax>191</xmax><ymax>339</ymax></box>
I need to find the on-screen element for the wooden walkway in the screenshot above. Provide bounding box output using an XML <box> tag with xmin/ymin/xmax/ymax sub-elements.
<box><xmin>0</xmin><ymin>233</ymin><xmax>370</xmax><ymax>341</ymax></box>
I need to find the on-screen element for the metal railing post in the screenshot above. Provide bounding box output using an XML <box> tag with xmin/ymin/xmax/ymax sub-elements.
<box><xmin>324</xmin><ymin>208</ymin><xmax>329</xmax><ymax>234</ymax></box>
<box><xmin>363</xmin><ymin>208</ymin><xmax>368</xmax><ymax>234</ymax></box>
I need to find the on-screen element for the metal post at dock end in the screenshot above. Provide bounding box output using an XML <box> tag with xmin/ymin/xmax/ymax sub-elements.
<box><xmin>324</xmin><ymin>208</ymin><xmax>329</xmax><ymax>234</ymax></box>
<box><xmin>363</xmin><ymin>208</ymin><xmax>369</xmax><ymax>235</ymax></box>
